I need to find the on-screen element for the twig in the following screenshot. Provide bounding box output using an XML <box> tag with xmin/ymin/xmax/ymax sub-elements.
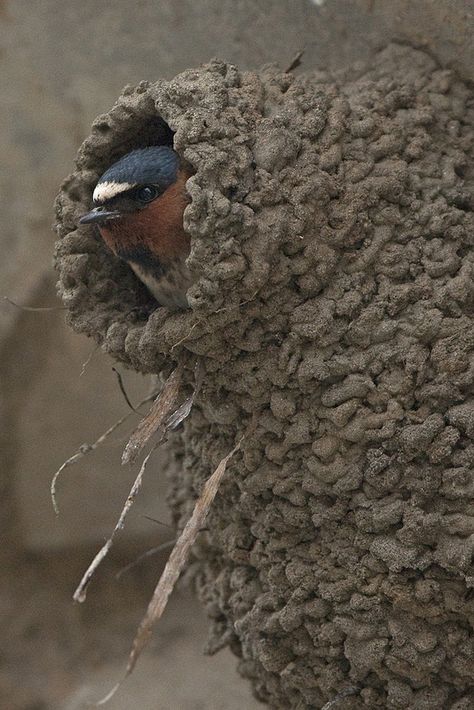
<box><xmin>3</xmin><ymin>296</ymin><xmax>67</xmax><ymax>311</ymax></box>
<box><xmin>170</xmin><ymin>295</ymin><xmax>258</xmax><ymax>353</ymax></box>
<box><xmin>115</xmin><ymin>539</ymin><xmax>176</xmax><ymax>580</ymax></box>
<box><xmin>50</xmin><ymin>392</ymin><xmax>155</xmax><ymax>515</ymax></box>
<box><xmin>95</xmin><ymin>434</ymin><xmax>245</xmax><ymax>706</ymax></box>
<box><xmin>127</xmin><ymin>437</ymin><xmax>243</xmax><ymax>671</ymax></box>
<box><xmin>116</xmin><ymin>516</ymin><xmax>210</xmax><ymax>580</ymax></box>
<box><xmin>320</xmin><ymin>687</ymin><xmax>360</xmax><ymax>709</ymax></box>
<box><xmin>73</xmin><ymin>445</ymin><xmax>158</xmax><ymax>603</ymax></box>
<box><xmin>112</xmin><ymin>367</ymin><xmax>138</xmax><ymax>412</ymax></box>
<box><xmin>170</xmin><ymin>320</ymin><xmax>202</xmax><ymax>352</ymax></box>
<box><xmin>166</xmin><ymin>361</ymin><xmax>205</xmax><ymax>431</ymax></box>
<box><xmin>285</xmin><ymin>50</ymin><xmax>304</xmax><ymax>74</ymax></box>
<box><xmin>214</xmin><ymin>293</ymin><xmax>258</xmax><ymax>316</ymax></box>
<box><xmin>122</xmin><ymin>364</ymin><xmax>184</xmax><ymax>465</ymax></box>
<box><xmin>142</xmin><ymin>515</ymin><xmax>173</xmax><ymax>529</ymax></box>
<box><xmin>122</xmin><ymin>360</ymin><xmax>204</xmax><ymax>465</ymax></box>
<box><xmin>79</xmin><ymin>344</ymin><xmax>99</xmax><ymax>377</ymax></box>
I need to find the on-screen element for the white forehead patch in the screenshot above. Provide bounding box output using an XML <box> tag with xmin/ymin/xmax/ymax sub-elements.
<box><xmin>93</xmin><ymin>180</ymin><xmax>135</xmax><ymax>204</ymax></box>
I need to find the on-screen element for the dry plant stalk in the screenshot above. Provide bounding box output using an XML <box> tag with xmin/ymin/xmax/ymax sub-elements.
<box><xmin>73</xmin><ymin>445</ymin><xmax>158</xmax><ymax>603</ymax></box>
<box><xmin>112</xmin><ymin>366</ymin><xmax>139</xmax><ymax>411</ymax></box>
<box><xmin>96</xmin><ymin>436</ymin><xmax>244</xmax><ymax>706</ymax></box>
<box><xmin>73</xmin><ymin>362</ymin><xmax>203</xmax><ymax>602</ymax></box>
<box><xmin>3</xmin><ymin>295</ymin><xmax>68</xmax><ymax>311</ymax></box>
<box><xmin>320</xmin><ymin>687</ymin><xmax>360</xmax><ymax>709</ymax></box>
<box><xmin>122</xmin><ymin>364</ymin><xmax>183</xmax><ymax>465</ymax></box>
<box><xmin>166</xmin><ymin>361</ymin><xmax>204</xmax><ymax>430</ymax></box>
<box><xmin>115</xmin><ymin>538</ymin><xmax>175</xmax><ymax>580</ymax></box>
<box><xmin>50</xmin><ymin>392</ymin><xmax>154</xmax><ymax>515</ymax></box>
<box><xmin>79</xmin><ymin>344</ymin><xmax>99</xmax><ymax>377</ymax></box>
<box><xmin>122</xmin><ymin>360</ymin><xmax>204</xmax><ymax>463</ymax></box>
<box><xmin>284</xmin><ymin>49</ymin><xmax>304</xmax><ymax>73</ymax></box>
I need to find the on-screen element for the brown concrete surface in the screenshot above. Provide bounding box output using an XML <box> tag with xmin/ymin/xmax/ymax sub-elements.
<box><xmin>0</xmin><ymin>1</ymin><xmax>472</xmax><ymax>709</ymax></box>
<box><xmin>0</xmin><ymin>546</ymin><xmax>261</xmax><ymax>709</ymax></box>
<box><xmin>62</xmin><ymin>590</ymin><xmax>262</xmax><ymax>710</ymax></box>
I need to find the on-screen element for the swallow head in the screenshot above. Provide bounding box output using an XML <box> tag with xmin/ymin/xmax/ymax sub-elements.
<box><xmin>78</xmin><ymin>145</ymin><xmax>193</xmax><ymax>309</ymax></box>
<box><xmin>79</xmin><ymin>146</ymin><xmax>180</xmax><ymax>226</ymax></box>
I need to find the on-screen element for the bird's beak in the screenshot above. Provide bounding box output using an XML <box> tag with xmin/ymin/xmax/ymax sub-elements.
<box><xmin>78</xmin><ymin>206</ymin><xmax>122</xmax><ymax>225</ymax></box>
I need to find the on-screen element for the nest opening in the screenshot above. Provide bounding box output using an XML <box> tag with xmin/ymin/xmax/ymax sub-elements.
<box><xmin>81</xmin><ymin>104</ymin><xmax>185</xmax><ymax>314</ymax></box>
<box><xmin>55</xmin><ymin>84</ymin><xmax>202</xmax><ymax>370</ymax></box>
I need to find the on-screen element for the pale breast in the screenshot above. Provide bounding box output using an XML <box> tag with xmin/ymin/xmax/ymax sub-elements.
<box><xmin>130</xmin><ymin>259</ymin><xmax>193</xmax><ymax>310</ymax></box>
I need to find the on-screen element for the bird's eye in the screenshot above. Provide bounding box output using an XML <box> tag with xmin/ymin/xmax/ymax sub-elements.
<box><xmin>136</xmin><ymin>185</ymin><xmax>158</xmax><ymax>203</ymax></box>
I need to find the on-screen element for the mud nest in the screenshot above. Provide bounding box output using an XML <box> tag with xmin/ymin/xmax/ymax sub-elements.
<box><xmin>55</xmin><ymin>45</ymin><xmax>474</xmax><ymax>709</ymax></box>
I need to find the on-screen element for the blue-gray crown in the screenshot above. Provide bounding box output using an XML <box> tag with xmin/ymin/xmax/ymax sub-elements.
<box><xmin>94</xmin><ymin>146</ymin><xmax>179</xmax><ymax>203</ymax></box>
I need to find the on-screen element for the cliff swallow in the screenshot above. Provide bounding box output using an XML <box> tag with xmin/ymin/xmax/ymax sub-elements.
<box><xmin>79</xmin><ymin>146</ymin><xmax>192</xmax><ymax>309</ymax></box>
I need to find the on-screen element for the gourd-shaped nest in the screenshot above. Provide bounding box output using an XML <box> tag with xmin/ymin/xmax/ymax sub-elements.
<box><xmin>55</xmin><ymin>45</ymin><xmax>474</xmax><ymax>709</ymax></box>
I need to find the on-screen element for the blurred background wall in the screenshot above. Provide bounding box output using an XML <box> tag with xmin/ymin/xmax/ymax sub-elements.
<box><xmin>1</xmin><ymin>2</ymin><xmax>472</xmax><ymax>708</ymax></box>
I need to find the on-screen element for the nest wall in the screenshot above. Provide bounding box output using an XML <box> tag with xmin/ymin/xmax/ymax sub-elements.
<box><xmin>55</xmin><ymin>45</ymin><xmax>474</xmax><ymax>709</ymax></box>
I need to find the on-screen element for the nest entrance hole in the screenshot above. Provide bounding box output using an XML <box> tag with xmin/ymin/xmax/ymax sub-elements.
<box><xmin>81</xmin><ymin>104</ymin><xmax>190</xmax><ymax>314</ymax></box>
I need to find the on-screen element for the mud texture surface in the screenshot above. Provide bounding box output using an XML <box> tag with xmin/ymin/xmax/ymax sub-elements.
<box><xmin>55</xmin><ymin>45</ymin><xmax>474</xmax><ymax>708</ymax></box>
